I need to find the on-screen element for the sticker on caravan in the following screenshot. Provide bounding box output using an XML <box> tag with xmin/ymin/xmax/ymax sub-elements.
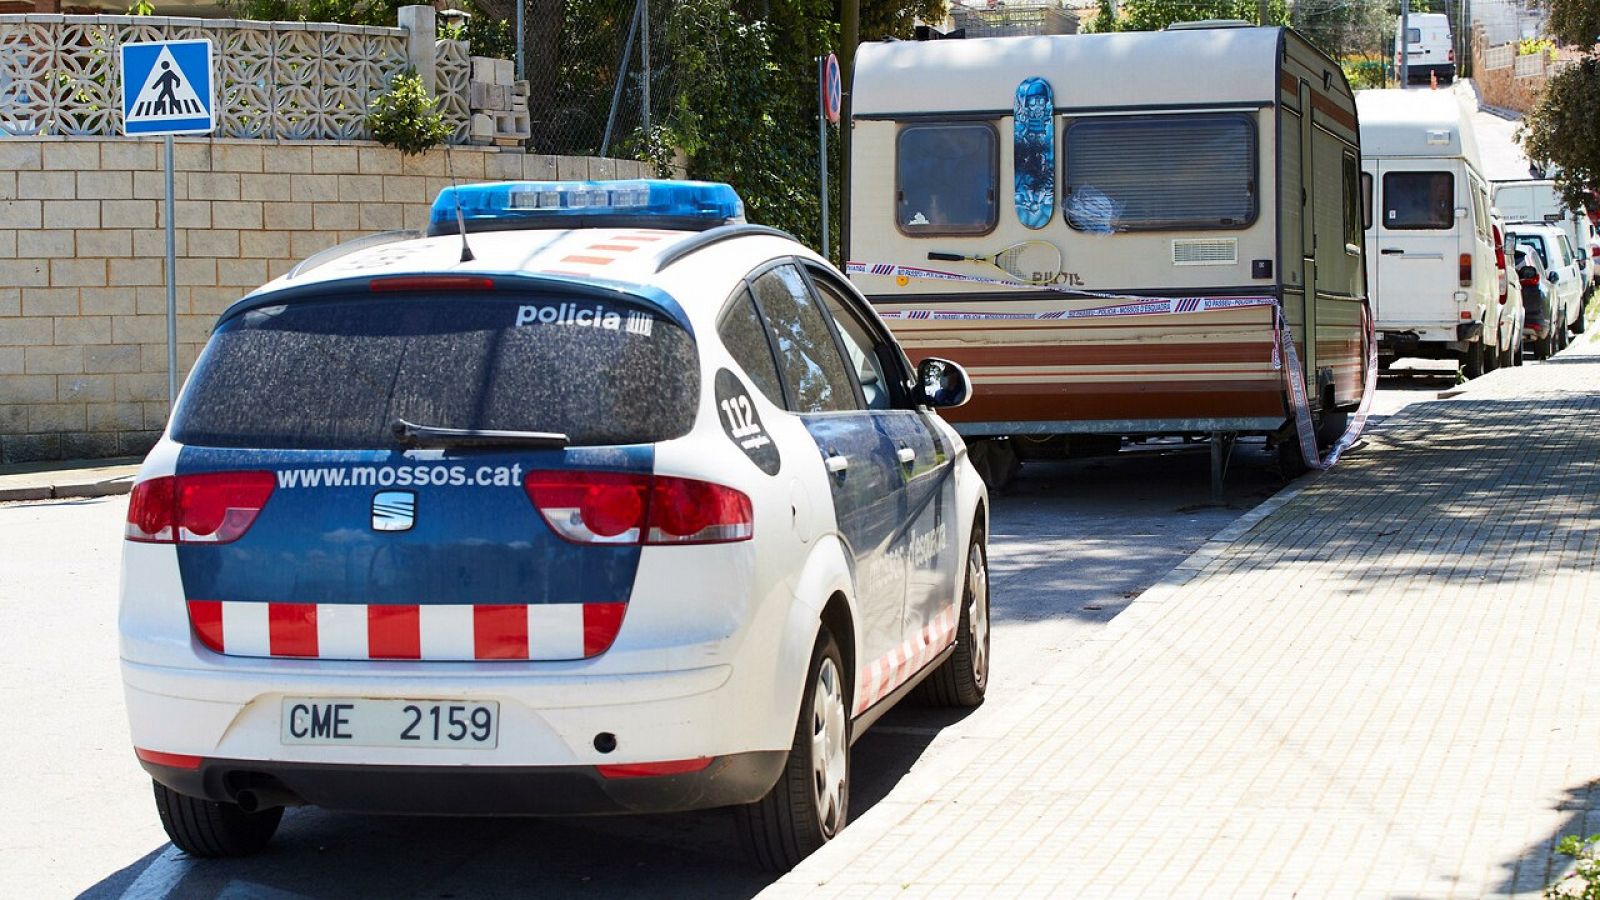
<box><xmin>1013</xmin><ymin>77</ymin><xmax>1055</xmax><ymax>230</ymax></box>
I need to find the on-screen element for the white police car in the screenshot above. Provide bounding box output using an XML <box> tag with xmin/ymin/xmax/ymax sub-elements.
<box><xmin>120</xmin><ymin>180</ymin><xmax>989</xmax><ymax>869</ymax></box>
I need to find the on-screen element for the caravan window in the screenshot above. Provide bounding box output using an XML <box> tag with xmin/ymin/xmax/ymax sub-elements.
<box><xmin>1062</xmin><ymin>114</ymin><xmax>1256</xmax><ymax>232</ymax></box>
<box><xmin>1361</xmin><ymin>172</ymin><xmax>1374</xmax><ymax>231</ymax></box>
<box><xmin>1383</xmin><ymin>171</ymin><xmax>1454</xmax><ymax>229</ymax></box>
<box><xmin>1343</xmin><ymin>153</ymin><xmax>1363</xmax><ymax>250</ymax></box>
<box><xmin>895</xmin><ymin>124</ymin><xmax>999</xmax><ymax>236</ymax></box>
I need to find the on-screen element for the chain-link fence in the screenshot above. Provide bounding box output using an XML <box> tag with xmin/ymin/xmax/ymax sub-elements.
<box><xmin>515</xmin><ymin>0</ymin><xmax>680</xmax><ymax>161</ymax></box>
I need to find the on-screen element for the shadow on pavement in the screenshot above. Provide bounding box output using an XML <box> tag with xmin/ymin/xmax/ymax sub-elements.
<box><xmin>1494</xmin><ymin>779</ymin><xmax>1600</xmax><ymax>896</ymax></box>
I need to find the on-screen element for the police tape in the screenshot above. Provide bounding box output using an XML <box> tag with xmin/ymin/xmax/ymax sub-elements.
<box><xmin>847</xmin><ymin>259</ymin><xmax>1378</xmax><ymax>471</ymax></box>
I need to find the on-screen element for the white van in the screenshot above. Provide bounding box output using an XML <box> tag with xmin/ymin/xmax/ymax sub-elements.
<box><xmin>1395</xmin><ymin>13</ymin><xmax>1455</xmax><ymax>85</ymax></box>
<box><xmin>1493</xmin><ymin>179</ymin><xmax>1595</xmax><ymax>297</ymax></box>
<box><xmin>1359</xmin><ymin>89</ymin><xmax>1516</xmax><ymax>377</ymax></box>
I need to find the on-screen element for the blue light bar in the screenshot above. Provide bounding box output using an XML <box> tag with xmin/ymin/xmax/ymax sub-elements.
<box><xmin>427</xmin><ymin>179</ymin><xmax>746</xmax><ymax>236</ymax></box>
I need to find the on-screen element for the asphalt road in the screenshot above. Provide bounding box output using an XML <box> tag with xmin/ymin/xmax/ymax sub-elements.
<box><xmin>1</xmin><ymin>375</ymin><xmax>1472</xmax><ymax>899</ymax></box>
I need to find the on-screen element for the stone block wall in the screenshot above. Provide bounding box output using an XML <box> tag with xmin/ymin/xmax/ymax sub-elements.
<box><xmin>0</xmin><ymin>137</ymin><xmax>655</xmax><ymax>463</ymax></box>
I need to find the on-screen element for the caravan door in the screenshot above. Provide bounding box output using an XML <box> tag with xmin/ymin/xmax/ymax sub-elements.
<box><xmin>1371</xmin><ymin>159</ymin><xmax>1461</xmax><ymax>329</ymax></box>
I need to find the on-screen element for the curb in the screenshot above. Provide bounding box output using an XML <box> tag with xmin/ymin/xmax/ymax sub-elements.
<box><xmin>0</xmin><ymin>476</ymin><xmax>135</xmax><ymax>503</ymax></box>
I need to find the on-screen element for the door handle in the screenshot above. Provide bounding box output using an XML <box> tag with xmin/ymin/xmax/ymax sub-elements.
<box><xmin>1380</xmin><ymin>248</ymin><xmax>1404</xmax><ymax>255</ymax></box>
<box><xmin>825</xmin><ymin>454</ymin><xmax>849</xmax><ymax>474</ymax></box>
<box><xmin>897</xmin><ymin>446</ymin><xmax>916</xmax><ymax>464</ymax></box>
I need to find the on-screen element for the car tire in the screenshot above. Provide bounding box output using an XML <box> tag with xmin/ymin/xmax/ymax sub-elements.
<box><xmin>968</xmin><ymin>438</ymin><xmax>1020</xmax><ymax>493</ymax></box>
<box><xmin>153</xmin><ymin>781</ymin><xmax>281</xmax><ymax>858</ymax></box>
<box><xmin>914</xmin><ymin>533</ymin><xmax>990</xmax><ymax>708</ymax></box>
<box><xmin>1512</xmin><ymin>334</ymin><xmax>1524</xmax><ymax>366</ymax></box>
<box><xmin>737</xmin><ymin>628</ymin><xmax>849</xmax><ymax>872</ymax></box>
<box><xmin>1483</xmin><ymin>337</ymin><xmax>1499</xmax><ymax>372</ymax></box>
<box><xmin>1463</xmin><ymin>339</ymin><xmax>1485</xmax><ymax>379</ymax></box>
<box><xmin>1574</xmin><ymin>310</ymin><xmax>1587</xmax><ymax>335</ymax></box>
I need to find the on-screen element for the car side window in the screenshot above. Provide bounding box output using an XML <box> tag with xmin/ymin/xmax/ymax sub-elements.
<box><xmin>809</xmin><ymin>278</ymin><xmax>895</xmax><ymax>411</ymax></box>
<box><xmin>716</xmin><ymin>288</ymin><xmax>786</xmax><ymax>408</ymax></box>
<box><xmin>749</xmin><ymin>264</ymin><xmax>860</xmax><ymax>414</ymax></box>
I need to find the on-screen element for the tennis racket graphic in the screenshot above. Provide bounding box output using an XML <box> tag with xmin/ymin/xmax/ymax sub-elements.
<box><xmin>927</xmin><ymin>240</ymin><xmax>1063</xmax><ymax>285</ymax></box>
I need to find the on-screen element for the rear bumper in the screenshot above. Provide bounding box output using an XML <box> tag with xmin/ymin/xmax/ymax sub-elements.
<box><xmin>140</xmin><ymin>750</ymin><xmax>788</xmax><ymax>815</ymax></box>
<box><xmin>1403</xmin><ymin>63</ymin><xmax>1455</xmax><ymax>82</ymax></box>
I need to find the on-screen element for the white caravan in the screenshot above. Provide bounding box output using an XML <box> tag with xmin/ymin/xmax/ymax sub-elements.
<box><xmin>1359</xmin><ymin>89</ymin><xmax>1515</xmax><ymax>376</ymax></box>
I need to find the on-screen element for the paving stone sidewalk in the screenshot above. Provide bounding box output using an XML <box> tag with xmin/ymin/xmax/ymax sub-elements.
<box><xmin>770</xmin><ymin>341</ymin><xmax>1600</xmax><ymax>898</ymax></box>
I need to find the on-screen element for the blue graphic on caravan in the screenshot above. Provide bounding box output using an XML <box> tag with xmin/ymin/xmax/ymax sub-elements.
<box><xmin>1013</xmin><ymin>77</ymin><xmax>1055</xmax><ymax>229</ymax></box>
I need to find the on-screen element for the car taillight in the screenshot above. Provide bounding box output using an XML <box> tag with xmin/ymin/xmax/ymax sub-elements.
<box><xmin>1448</xmin><ymin>48</ymin><xmax>1455</xmax><ymax>62</ymax></box>
<box><xmin>1460</xmin><ymin>253</ymin><xmax>1472</xmax><ymax>286</ymax></box>
<box><xmin>125</xmin><ymin>471</ymin><xmax>276</xmax><ymax>544</ymax></box>
<box><xmin>1521</xmin><ymin>274</ymin><xmax>1541</xmax><ymax>286</ymax></box>
<box><xmin>524</xmin><ymin>471</ymin><xmax>752</xmax><ymax>545</ymax></box>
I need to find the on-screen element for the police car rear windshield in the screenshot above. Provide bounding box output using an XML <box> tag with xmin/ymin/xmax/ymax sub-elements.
<box><xmin>171</xmin><ymin>293</ymin><xmax>698</xmax><ymax>449</ymax></box>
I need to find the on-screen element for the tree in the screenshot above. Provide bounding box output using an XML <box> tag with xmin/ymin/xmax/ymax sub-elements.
<box><xmin>1518</xmin><ymin>0</ymin><xmax>1600</xmax><ymax>208</ymax></box>
<box><xmin>1116</xmin><ymin>0</ymin><xmax>1287</xmax><ymax>33</ymax></box>
<box><xmin>1293</xmin><ymin>0</ymin><xmax>1390</xmax><ymax>61</ymax></box>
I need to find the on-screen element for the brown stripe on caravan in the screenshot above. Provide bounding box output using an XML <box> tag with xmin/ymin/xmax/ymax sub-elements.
<box><xmin>589</xmin><ymin>243</ymin><xmax>642</xmax><ymax>252</ymax></box>
<box><xmin>1312</xmin><ymin>91</ymin><xmax>1358</xmax><ymax>131</ymax></box>
<box><xmin>561</xmin><ymin>254</ymin><xmax>615</xmax><ymax>265</ymax></box>
<box><xmin>941</xmin><ymin>383</ymin><xmax>1286</xmax><ymax>424</ymax></box>
<box><xmin>919</xmin><ymin>343</ymin><xmax>1271</xmax><ymax>368</ymax></box>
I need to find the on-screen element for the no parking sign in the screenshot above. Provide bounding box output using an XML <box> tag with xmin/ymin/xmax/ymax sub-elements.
<box><xmin>822</xmin><ymin>53</ymin><xmax>841</xmax><ymax>125</ymax></box>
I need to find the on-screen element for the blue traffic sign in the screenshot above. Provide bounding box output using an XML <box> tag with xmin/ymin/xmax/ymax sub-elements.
<box><xmin>119</xmin><ymin>40</ymin><xmax>215</xmax><ymax>136</ymax></box>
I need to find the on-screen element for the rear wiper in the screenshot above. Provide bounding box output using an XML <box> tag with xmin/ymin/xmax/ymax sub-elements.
<box><xmin>391</xmin><ymin>418</ymin><xmax>569</xmax><ymax>449</ymax></box>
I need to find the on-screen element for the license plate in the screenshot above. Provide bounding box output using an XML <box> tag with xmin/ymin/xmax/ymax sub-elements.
<box><xmin>281</xmin><ymin>698</ymin><xmax>499</xmax><ymax>749</ymax></box>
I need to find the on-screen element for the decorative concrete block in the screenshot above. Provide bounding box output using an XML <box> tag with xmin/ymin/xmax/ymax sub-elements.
<box><xmin>42</xmin><ymin>200</ymin><xmax>99</xmax><ymax>229</ymax></box>
<box><xmin>16</xmin><ymin>227</ymin><xmax>72</xmax><ymax>256</ymax></box>
<box><xmin>22</xmin><ymin>287</ymin><xmax>81</xmax><ymax>316</ymax></box>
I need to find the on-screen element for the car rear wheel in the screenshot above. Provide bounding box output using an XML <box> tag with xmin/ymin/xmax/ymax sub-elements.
<box><xmin>737</xmin><ymin>628</ymin><xmax>849</xmax><ymax>871</ymax></box>
<box><xmin>1574</xmin><ymin>311</ymin><xmax>1587</xmax><ymax>335</ymax></box>
<box><xmin>914</xmin><ymin>533</ymin><xmax>990</xmax><ymax>708</ymax></box>
<box><xmin>153</xmin><ymin>781</ymin><xmax>281</xmax><ymax>858</ymax></box>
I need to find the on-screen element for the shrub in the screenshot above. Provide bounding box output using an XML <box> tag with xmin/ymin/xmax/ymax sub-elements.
<box><xmin>367</xmin><ymin>69</ymin><xmax>456</xmax><ymax>156</ymax></box>
<box><xmin>1520</xmin><ymin>37</ymin><xmax>1557</xmax><ymax>57</ymax></box>
<box><xmin>1547</xmin><ymin>834</ymin><xmax>1600</xmax><ymax>900</ymax></box>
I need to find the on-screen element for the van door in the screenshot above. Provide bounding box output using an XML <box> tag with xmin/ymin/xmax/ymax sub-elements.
<box><xmin>1373</xmin><ymin>160</ymin><xmax>1460</xmax><ymax>328</ymax></box>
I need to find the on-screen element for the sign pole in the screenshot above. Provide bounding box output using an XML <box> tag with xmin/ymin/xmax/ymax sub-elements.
<box><xmin>164</xmin><ymin>133</ymin><xmax>177</xmax><ymax>407</ymax></box>
<box><xmin>818</xmin><ymin>56</ymin><xmax>829</xmax><ymax>261</ymax></box>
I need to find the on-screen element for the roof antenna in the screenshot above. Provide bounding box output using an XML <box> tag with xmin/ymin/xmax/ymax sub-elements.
<box><xmin>444</xmin><ymin>141</ymin><xmax>475</xmax><ymax>263</ymax></box>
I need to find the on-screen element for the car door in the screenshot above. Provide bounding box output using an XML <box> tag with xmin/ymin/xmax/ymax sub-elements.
<box><xmin>802</xmin><ymin>265</ymin><xmax>960</xmax><ymax>656</ymax></box>
<box><xmin>1374</xmin><ymin>161</ymin><xmax>1459</xmax><ymax>327</ymax></box>
<box><xmin>746</xmin><ymin>262</ymin><xmax>906</xmax><ymax>680</ymax></box>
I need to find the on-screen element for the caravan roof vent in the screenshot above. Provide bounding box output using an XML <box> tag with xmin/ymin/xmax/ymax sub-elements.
<box><xmin>1165</xmin><ymin>19</ymin><xmax>1255</xmax><ymax>30</ymax></box>
<box><xmin>1173</xmin><ymin>238</ymin><xmax>1238</xmax><ymax>266</ymax></box>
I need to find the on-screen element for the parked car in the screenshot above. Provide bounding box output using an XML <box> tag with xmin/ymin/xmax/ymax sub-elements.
<box><xmin>1509</xmin><ymin>221</ymin><xmax>1583</xmax><ymax>352</ymax></box>
<box><xmin>119</xmin><ymin>179</ymin><xmax>992</xmax><ymax>870</ymax></box>
<box><xmin>1514</xmin><ymin>245</ymin><xmax>1555</xmax><ymax>359</ymax></box>
<box><xmin>1492</xmin><ymin>179</ymin><xmax>1595</xmax><ymax>299</ymax></box>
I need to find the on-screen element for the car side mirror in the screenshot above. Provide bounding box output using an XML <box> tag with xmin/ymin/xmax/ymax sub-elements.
<box><xmin>1548</xmin><ymin>270</ymin><xmax>1560</xmax><ymax>283</ymax></box>
<box><xmin>914</xmin><ymin>357</ymin><xmax>972</xmax><ymax>409</ymax></box>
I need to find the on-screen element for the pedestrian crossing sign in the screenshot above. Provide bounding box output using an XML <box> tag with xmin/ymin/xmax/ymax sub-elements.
<box><xmin>119</xmin><ymin>39</ymin><xmax>215</xmax><ymax>136</ymax></box>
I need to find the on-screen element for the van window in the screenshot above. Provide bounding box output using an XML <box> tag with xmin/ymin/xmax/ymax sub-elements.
<box><xmin>173</xmin><ymin>293</ymin><xmax>700</xmax><ymax>449</ymax></box>
<box><xmin>1405</xmin><ymin>28</ymin><xmax>1421</xmax><ymax>43</ymax></box>
<box><xmin>1382</xmin><ymin>171</ymin><xmax>1454</xmax><ymax>230</ymax></box>
<box><xmin>1063</xmin><ymin>113</ymin><xmax>1256</xmax><ymax>232</ymax></box>
<box><xmin>895</xmin><ymin>124</ymin><xmax>999</xmax><ymax>236</ymax></box>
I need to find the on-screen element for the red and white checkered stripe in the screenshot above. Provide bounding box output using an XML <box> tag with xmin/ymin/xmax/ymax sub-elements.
<box><xmin>185</xmin><ymin>601</ymin><xmax>626</xmax><ymax>661</ymax></box>
<box><xmin>854</xmin><ymin>604</ymin><xmax>959</xmax><ymax>715</ymax></box>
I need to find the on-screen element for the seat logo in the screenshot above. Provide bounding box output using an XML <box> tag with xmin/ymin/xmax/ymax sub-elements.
<box><xmin>372</xmin><ymin>491</ymin><xmax>416</xmax><ymax>532</ymax></box>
